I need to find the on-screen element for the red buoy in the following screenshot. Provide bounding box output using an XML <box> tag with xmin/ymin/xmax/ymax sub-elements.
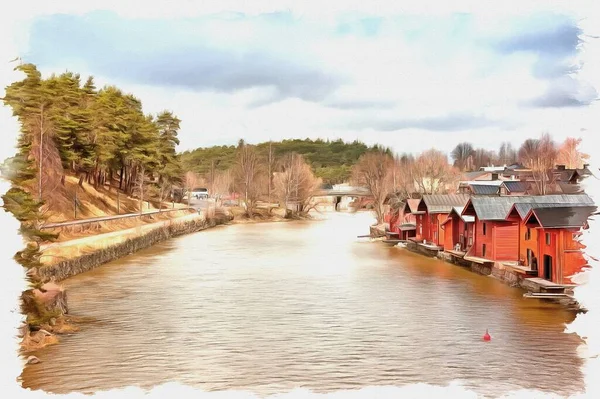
<box><xmin>483</xmin><ymin>329</ymin><xmax>491</xmax><ymax>341</ymax></box>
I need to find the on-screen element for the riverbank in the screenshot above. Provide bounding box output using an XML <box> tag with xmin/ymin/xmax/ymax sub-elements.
<box><xmin>396</xmin><ymin>238</ymin><xmax>583</xmax><ymax>312</ymax></box>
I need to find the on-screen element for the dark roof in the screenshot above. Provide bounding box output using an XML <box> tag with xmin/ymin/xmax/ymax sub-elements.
<box><xmin>466</xmin><ymin>194</ymin><xmax>594</xmax><ymax>221</ymax></box>
<box><xmin>576</xmin><ymin>167</ymin><xmax>593</xmax><ymax>176</ymax></box>
<box><xmin>423</xmin><ymin>194</ymin><xmax>470</xmax><ymax>214</ymax></box>
<box><xmin>558</xmin><ymin>182</ymin><xmax>585</xmax><ymax>194</ymax></box>
<box><xmin>470</xmin><ymin>184</ymin><xmax>499</xmax><ymax>195</ymax></box>
<box><xmin>462</xmin><ymin>171</ymin><xmax>488</xmax><ymax>180</ymax></box>
<box><xmin>513</xmin><ymin>200</ymin><xmax>595</xmax><ymax>219</ymax></box>
<box><xmin>526</xmin><ymin>206</ymin><xmax>598</xmax><ymax>228</ymax></box>
<box><xmin>502</xmin><ymin>181</ymin><xmax>531</xmax><ymax>193</ymax></box>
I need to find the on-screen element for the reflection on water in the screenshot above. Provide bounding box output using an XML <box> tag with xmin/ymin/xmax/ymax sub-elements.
<box><xmin>21</xmin><ymin>212</ymin><xmax>584</xmax><ymax>397</ymax></box>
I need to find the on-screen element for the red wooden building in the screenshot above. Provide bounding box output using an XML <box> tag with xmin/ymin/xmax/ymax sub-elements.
<box><xmin>412</xmin><ymin>194</ymin><xmax>470</xmax><ymax>247</ymax></box>
<box><xmin>461</xmin><ymin>194</ymin><xmax>594</xmax><ymax>264</ymax></box>
<box><xmin>440</xmin><ymin>206</ymin><xmax>475</xmax><ymax>252</ymax></box>
<box><xmin>523</xmin><ymin>206</ymin><xmax>597</xmax><ymax>284</ymax></box>
<box><xmin>385</xmin><ymin>199</ymin><xmax>420</xmax><ymax>240</ymax></box>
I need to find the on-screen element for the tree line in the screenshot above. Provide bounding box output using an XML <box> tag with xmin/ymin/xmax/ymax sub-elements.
<box><xmin>2</xmin><ymin>63</ymin><xmax>182</xmax><ymax>204</ymax></box>
<box><xmin>180</xmin><ymin>138</ymin><xmax>392</xmax><ymax>185</ymax></box>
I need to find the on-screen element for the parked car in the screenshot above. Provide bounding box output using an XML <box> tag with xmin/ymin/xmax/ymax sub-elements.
<box><xmin>191</xmin><ymin>187</ymin><xmax>209</xmax><ymax>199</ymax></box>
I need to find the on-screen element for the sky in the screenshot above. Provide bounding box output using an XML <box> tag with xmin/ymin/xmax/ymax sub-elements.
<box><xmin>2</xmin><ymin>1</ymin><xmax>599</xmax><ymax>159</ymax></box>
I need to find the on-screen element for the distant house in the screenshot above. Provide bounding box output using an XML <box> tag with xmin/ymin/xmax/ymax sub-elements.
<box><xmin>523</xmin><ymin>205</ymin><xmax>597</xmax><ymax>284</ymax></box>
<box><xmin>499</xmin><ymin>181</ymin><xmax>531</xmax><ymax>196</ymax></box>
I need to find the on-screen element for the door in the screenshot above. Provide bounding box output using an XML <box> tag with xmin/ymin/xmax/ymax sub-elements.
<box><xmin>543</xmin><ymin>255</ymin><xmax>553</xmax><ymax>281</ymax></box>
<box><xmin>527</xmin><ymin>249</ymin><xmax>533</xmax><ymax>267</ymax></box>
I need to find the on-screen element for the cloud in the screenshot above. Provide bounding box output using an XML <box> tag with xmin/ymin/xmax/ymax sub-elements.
<box><xmin>26</xmin><ymin>11</ymin><xmax>344</xmax><ymax>103</ymax></box>
<box><xmin>323</xmin><ymin>99</ymin><xmax>396</xmax><ymax>110</ymax></box>
<box><xmin>492</xmin><ymin>15</ymin><xmax>582</xmax><ymax>56</ymax></box>
<box><xmin>18</xmin><ymin>7</ymin><xmax>598</xmax><ymax>155</ymax></box>
<box><xmin>350</xmin><ymin>112</ymin><xmax>504</xmax><ymax>132</ymax></box>
<box><xmin>528</xmin><ymin>76</ymin><xmax>598</xmax><ymax>108</ymax></box>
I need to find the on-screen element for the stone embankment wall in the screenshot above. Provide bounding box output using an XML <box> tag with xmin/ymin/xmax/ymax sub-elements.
<box><xmin>36</xmin><ymin>214</ymin><xmax>232</xmax><ymax>282</ymax></box>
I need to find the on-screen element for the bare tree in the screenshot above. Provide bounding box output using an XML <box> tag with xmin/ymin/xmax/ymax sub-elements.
<box><xmin>273</xmin><ymin>152</ymin><xmax>322</xmax><ymax>216</ymax></box>
<box><xmin>557</xmin><ymin>137</ymin><xmax>589</xmax><ymax>169</ymax></box>
<box><xmin>472</xmin><ymin>148</ymin><xmax>496</xmax><ymax>169</ymax></box>
<box><xmin>233</xmin><ymin>140</ymin><xmax>265</xmax><ymax>217</ymax></box>
<box><xmin>412</xmin><ymin>149</ymin><xmax>459</xmax><ymax>195</ymax></box>
<box><xmin>183</xmin><ymin>171</ymin><xmax>199</xmax><ymax>207</ymax></box>
<box><xmin>518</xmin><ymin>133</ymin><xmax>558</xmax><ymax>194</ymax></box>
<box><xmin>451</xmin><ymin>142</ymin><xmax>475</xmax><ymax>171</ymax></box>
<box><xmin>498</xmin><ymin>142</ymin><xmax>518</xmax><ymax>166</ymax></box>
<box><xmin>267</xmin><ymin>140</ymin><xmax>275</xmax><ymax>204</ymax></box>
<box><xmin>211</xmin><ymin>169</ymin><xmax>233</xmax><ymax>205</ymax></box>
<box><xmin>351</xmin><ymin>151</ymin><xmax>394</xmax><ymax>224</ymax></box>
<box><xmin>388</xmin><ymin>153</ymin><xmax>417</xmax><ymax>201</ymax></box>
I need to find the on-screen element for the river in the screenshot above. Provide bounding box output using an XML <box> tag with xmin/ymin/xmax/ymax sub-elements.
<box><xmin>21</xmin><ymin>211</ymin><xmax>585</xmax><ymax>397</ymax></box>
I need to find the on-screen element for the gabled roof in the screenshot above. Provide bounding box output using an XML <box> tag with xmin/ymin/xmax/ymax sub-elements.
<box><xmin>501</xmin><ymin>181</ymin><xmax>531</xmax><ymax>193</ymax></box>
<box><xmin>469</xmin><ymin>185</ymin><xmax>499</xmax><ymax>195</ymax></box>
<box><xmin>441</xmin><ymin>206</ymin><xmax>475</xmax><ymax>226</ymax></box>
<box><xmin>422</xmin><ymin>194</ymin><xmax>470</xmax><ymax>214</ymax></box>
<box><xmin>404</xmin><ymin>198</ymin><xmax>424</xmax><ymax>214</ymax></box>
<box><xmin>464</xmin><ymin>194</ymin><xmax>594</xmax><ymax>221</ymax></box>
<box><xmin>525</xmin><ymin>206</ymin><xmax>598</xmax><ymax>229</ymax></box>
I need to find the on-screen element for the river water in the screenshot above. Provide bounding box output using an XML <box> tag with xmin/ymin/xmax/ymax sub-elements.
<box><xmin>21</xmin><ymin>211</ymin><xmax>585</xmax><ymax>397</ymax></box>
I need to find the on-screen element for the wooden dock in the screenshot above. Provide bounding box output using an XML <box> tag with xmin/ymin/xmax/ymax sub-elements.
<box><xmin>446</xmin><ymin>250</ymin><xmax>466</xmax><ymax>258</ymax></box>
<box><xmin>526</xmin><ymin>277</ymin><xmax>574</xmax><ymax>293</ymax></box>
<box><xmin>502</xmin><ymin>262</ymin><xmax>538</xmax><ymax>276</ymax></box>
<box><xmin>463</xmin><ymin>255</ymin><xmax>495</xmax><ymax>265</ymax></box>
<box><xmin>523</xmin><ymin>292</ymin><xmax>573</xmax><ymax>299</ymax></box>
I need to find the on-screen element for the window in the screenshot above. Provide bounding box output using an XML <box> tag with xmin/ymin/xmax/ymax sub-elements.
<box><xmin>433</xmin><ymin>231</ymin><xmax>438</xmax><ymax>242</ymax></box>
<box><xmin>483</xmin><ymin>223</ymin><xmax>487</xmax><ymax>235</ymax></box>
<box><xmin>482</xmin><ymin>244</ymin><xmax>487</xmax><ymax>257</ymax></box>
<box><xmin>546</xmin><ymin>233</ymin><xmax>551</xmax><ymax>246</ymax></box>
<box><xmin>525</xmin><ymin>228</ymin><xmax>531</xmax><ymax>241</ymax></box>
<box><xmin>468</xmin><ymin>236</ymin><xmax>473</xmax><ymax>246</ymax></box>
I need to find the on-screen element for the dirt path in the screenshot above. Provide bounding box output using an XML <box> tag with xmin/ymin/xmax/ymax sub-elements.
<box><xmin>40</xmin><ymin>211</ymin><xmax>206</xmax><ymax>265</ymax></box>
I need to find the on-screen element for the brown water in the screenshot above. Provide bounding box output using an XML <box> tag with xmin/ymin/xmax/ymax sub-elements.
<box><xmin>21</xmin><ymin>212</ymin><xmax>585</xmax><ymax>397</ymax></box>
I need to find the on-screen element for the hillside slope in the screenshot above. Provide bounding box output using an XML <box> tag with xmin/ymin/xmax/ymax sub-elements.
<box><xmin>39</xmin><ymin>175</ymin><xmax>185</xmax><ymax>223</ymax></box>
<box><xmin>180</xmin><ymin>138</ymin><xmax>392</xmax><ymax>184</ymax></box>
